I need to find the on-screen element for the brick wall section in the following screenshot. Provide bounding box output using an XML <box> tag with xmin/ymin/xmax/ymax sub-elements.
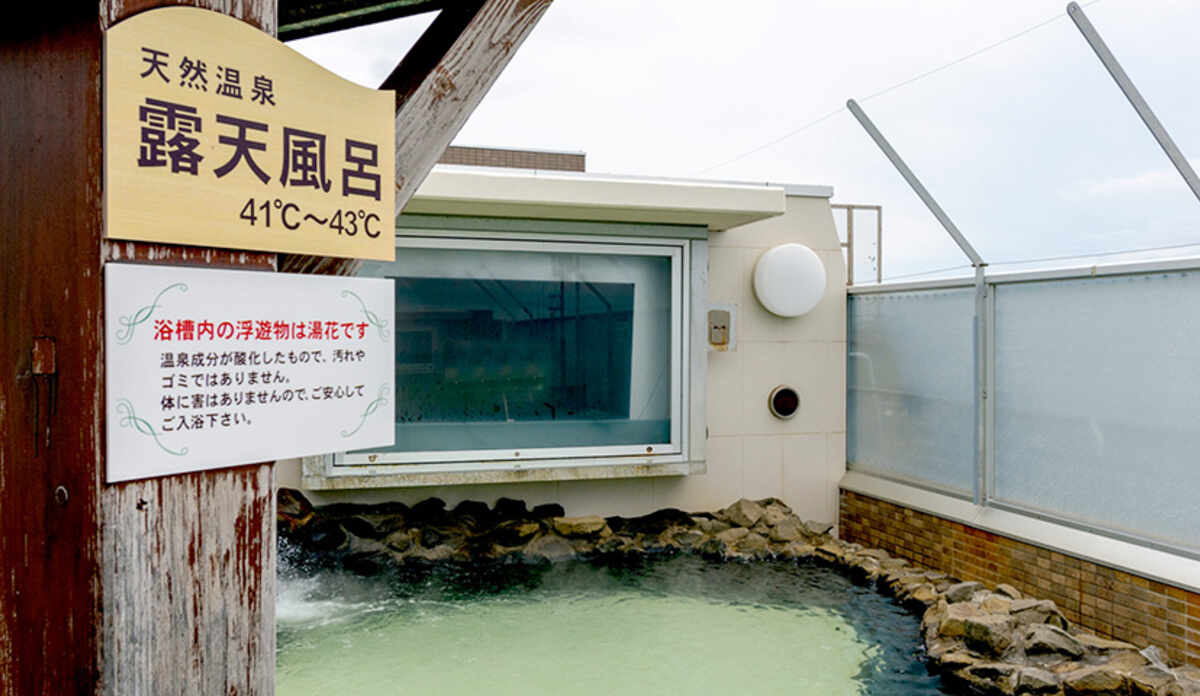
<box><xmin>840</xmin><ymin>489</ymin><xmax>1200</xmax><ymax>667</ymax></box>
<box><xmin>438</xmin><ymin>145</ymin><xmax>585</xmax><ymax>172</ymax></box>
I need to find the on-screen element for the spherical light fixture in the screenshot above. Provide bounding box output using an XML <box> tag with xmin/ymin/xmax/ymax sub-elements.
<box><xmin>752</xmin><ymin>243</ymin><xmax>826</xmax><ymax>317</ymax></box>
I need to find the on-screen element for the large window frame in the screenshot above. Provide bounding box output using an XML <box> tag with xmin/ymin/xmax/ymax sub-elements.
<box><xmin>308</xmin><ymin>220</ymin><xmax>704</xmax><ymax>485</ymax></box>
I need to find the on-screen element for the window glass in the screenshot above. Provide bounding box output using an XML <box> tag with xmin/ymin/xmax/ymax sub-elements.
<box><xmin>355</xmin><ymin>244</ymin><xmax>675</xmax><ymax>457</ymax></box>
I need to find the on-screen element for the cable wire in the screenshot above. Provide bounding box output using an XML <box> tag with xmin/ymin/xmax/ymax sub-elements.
<box><xmin>697</xmin><ymin>0</ymin><xmax>1103</xmax><ymax>175</ymax></box>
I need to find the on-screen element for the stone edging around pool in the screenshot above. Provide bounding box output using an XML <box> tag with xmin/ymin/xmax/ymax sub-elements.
<box><xmin>277</xmin><ymin>490</ymin><xmax>1200</xmax><ymax>696</ymax></box>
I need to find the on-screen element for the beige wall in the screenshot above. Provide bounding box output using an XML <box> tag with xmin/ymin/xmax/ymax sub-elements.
<box><xmin>277</xmin><ymin>192</ymin><xmax>847</xmax><ymax>520</ymax></box>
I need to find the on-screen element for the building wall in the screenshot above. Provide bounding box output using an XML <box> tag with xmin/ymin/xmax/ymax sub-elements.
<box><xmin>277</xmin><ymin>192</ymin><xmax>847</xmax><ymax>520</ymax></box>
<box><xmin>840</xmin><ymin>489</ymin><xmax>1200</xmax><ymax>667</ymax></box>
<box><xmin>439</xmin><ymin>145</ymin><xmax>585</xmax><ymax>172</ymax></box>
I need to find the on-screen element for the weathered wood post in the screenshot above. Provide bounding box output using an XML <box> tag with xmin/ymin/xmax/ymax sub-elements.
<box><xmin>1</xmin><ymin>1</ymin><xmax>550</xmax><ymax>693</ymax></box>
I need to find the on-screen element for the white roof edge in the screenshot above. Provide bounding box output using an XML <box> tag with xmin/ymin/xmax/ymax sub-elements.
<box><xmin>406</xmin><ymin>165</ymin><xmax>792</xmax><ymax>231</ymax></box>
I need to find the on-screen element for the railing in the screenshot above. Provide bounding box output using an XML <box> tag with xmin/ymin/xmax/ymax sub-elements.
<box><xmin>831</xmin><ymin>203</ymin><xmax>882</xmax><ymax>285</ymax></box>
<box><xmin>846</xmin><ymin>257</ymin><xmax>1200</xmax><ymax>558</ymax></box>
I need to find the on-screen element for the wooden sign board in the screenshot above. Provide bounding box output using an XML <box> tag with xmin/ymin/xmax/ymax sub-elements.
<box><xmin>104</xmin><ymin>7</ymin><xmax>395</xmax><ymax>260</ymax></box>
<box><xmin>105</xmin><ymin>263</ymin><xmax>395</xmax><ymax>482</ymax></box>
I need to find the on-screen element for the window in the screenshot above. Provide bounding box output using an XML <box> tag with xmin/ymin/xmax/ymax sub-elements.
<box><xmin>331</xmin><ymin>230</ymin><xmax>694</xmax><ymax>477</ymax></box>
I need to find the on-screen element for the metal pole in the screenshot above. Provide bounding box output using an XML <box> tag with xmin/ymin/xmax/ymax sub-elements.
<box><xmin>876</xmin><ymin>207</ymin><xmax>883</xmax><ymax>283</ymax></box>
<box><xmin>1067</xmin><ymin>2</ymin><xmax>1200</xmax><ymax>204</ymax></box>
<box><xmin>846</xmin><ymin>98</ymin><xmax>989</xmax><ymax>505</ymax></box>
<box><xmin>846</xmin><ymin>99</ymin><xmax>985</xmax><ymax>267</ymax></box>
<box><xmin>846</xmin><ymin>207</ymin><xmax>855</xmax><ymax>285</ymax></box>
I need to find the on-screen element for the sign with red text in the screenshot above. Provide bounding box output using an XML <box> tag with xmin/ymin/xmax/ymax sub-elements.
<box><xmin>103</xmin><ymin>7</ymin><xmax>395</xmax><ymax>260</ymax></box>
<box><xmin>105</xmin><ymin>264</ymin><xmax>394</xmax><ymax>482</ymax></box>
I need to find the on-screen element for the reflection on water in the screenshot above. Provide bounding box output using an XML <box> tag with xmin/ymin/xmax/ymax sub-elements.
<box><xmin>277</xmin><ymin>555</ymin><xmax>946</xmax><ymax>696</ymax></box>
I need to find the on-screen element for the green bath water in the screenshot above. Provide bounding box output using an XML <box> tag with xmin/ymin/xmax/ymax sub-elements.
<box><xmin>276</xmin><ymin>556</ymin><xmax>946</xmax><ymax>695</ymax></box>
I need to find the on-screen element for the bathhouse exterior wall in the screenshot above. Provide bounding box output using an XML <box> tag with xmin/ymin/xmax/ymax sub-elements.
<box><xmin>277</xmin><ymin>170</ymin><xmax>847</xmax><ymax>525</ymax></box>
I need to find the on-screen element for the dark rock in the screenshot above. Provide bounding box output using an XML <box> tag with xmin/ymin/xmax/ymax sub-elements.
<box><xmin>300</xmin><ymin>519</ymin><xmax>346</xmax><ymax>552</ymax></box>
<box><xmin>522</xmin><ymin>534</ymin><xmax>575</xmax><ymax>562</ymax></box>
<box><xmin>452</xmin><ymin>500</ymin><xmax>493</xmax><ymax>525</ymax></box>
<box><xmin>489</xmin><ymin>520</ymin><xmax>541</xmax><ymax>547</ymax></box>
<box><xmin>409</xmin><ymin>497</ymin><xmax>447</xmax><ymax>523</ymax></box>
<box><xmin>277</xmin><ymin>488</ymin><xmax>315</xmax><ymax>532</ymax></box>
<box><xmin>340</xmin><ymin>516</ymin><xmax>384</xmax><ymax>540</ymax></box>
<box><xmin>492</xmin><ymin>497</ymin><xmax>528</xmax><ymax>521</ymax></box>
<box><xmin>946</xmin><ymin>581</ymin><xmax>985</xmax><ymax>603</ymax></box>
<box><xmin>624</xmin><ymin>508</ymin><xmax>696</xmax><ymax>536</ymax></box>
<box><xmin>531</xmin><ymin>503</ymin><xmax>566</xmax><ymax>519</ymax></box>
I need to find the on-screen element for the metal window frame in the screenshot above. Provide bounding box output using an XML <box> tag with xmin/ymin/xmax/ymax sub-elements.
<box><xmin>329</xmin><ymin>229</ymin><xmax>693</xmax><ymax>476</ymax></box>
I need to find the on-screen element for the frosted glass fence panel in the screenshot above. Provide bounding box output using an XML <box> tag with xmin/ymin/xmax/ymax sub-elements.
<box><xmin>993</xmin><ymin>271</ymin><xmax>1200</xmax><ymax>551</ymax></box>
<box><xmin>847</xmin><ymin>289</ymin><xmax>975</xmax><ymax>495</ymax></box>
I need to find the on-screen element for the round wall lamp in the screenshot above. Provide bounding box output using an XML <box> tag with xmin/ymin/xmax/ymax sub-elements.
<box><xmin>768</xmin><ymin>385</ymin><xmax>800</xmax><ymax>420</ymax></box>
<box><xmin>753</xmin><ymin>243</ymin><xmax>826</xmax><ymax>317</ymax></box>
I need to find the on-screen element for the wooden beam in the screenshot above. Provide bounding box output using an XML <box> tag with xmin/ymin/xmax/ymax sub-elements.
<box><xmin>279</xmin><ymin>0</ymin><xmax>551</xmax><ymax>276</ymax></box>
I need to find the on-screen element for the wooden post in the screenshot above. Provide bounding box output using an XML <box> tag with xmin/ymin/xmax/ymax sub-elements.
<box><xmin>2</xmin><ymin>1</ymin><xmax>551</xmax><ymax>692</ymax></box>
<box><xmin>1</xmin><ymin>3</ymin><xmax>276</xmax><ymax>694</ymax></box>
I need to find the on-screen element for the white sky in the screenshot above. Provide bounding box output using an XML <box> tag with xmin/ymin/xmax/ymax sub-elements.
<box><xmin>289</xmin><ymin>0</ymin><xmax>1200</xmax><ymax>282</ymax></box>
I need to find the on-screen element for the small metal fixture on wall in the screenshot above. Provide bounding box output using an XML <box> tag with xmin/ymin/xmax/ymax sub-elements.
<box><xmin>768</xmin><ymin>385</ymin><xmax>800</xmax><ymax>420</ymax></box>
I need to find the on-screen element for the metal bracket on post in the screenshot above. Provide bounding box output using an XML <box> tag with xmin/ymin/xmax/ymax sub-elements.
<box><xmin>1067</xmin><ymin>2</ymin><xmax>1200</xmax><ymax>204</ymax></box>
<box><xmin>846</xmin><ymin>98</ymin><xmax>990</xmax><ymax>506</ymax></box>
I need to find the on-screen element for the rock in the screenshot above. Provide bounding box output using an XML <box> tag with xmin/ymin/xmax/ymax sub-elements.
<box><xmin>672</xmin><ymin>529</ymin><xmax>705</xmax><ymax>548</ymax></box>
<box><xmin>1166</xmin><ymin>674</ymin><xmax>1200</xmax><ymax>696</ymax></box>
<box><xmin>1073</xmin><ymin>633</ymin><xmax>1137</xmax><ymax>653</ymax></box>
<box><xmin>411</xmin><ymin>543</ymin><xmax>460</xmax><ymax>562</ymax></box>
<box><xmin>715</xmin><ymin>527</ymin><xmax>750</xmax><ymax>545</ymax></box>
<box><xmin>982</xmin><ymin>596</ymin><xmax>1015</xmax><ymax>614</ymax></box>
<box><xmin>777</xmin><ymin>542</ymin><xmax>815</xmax><ymax>559</ymax></box>
<box><xmin>721</xmin><ymin>499</ymin><xmax>765</xmax><ymax>528</ymax></box>
<box><xmin>750</xmin><ymin>520</ymin><xmax>772</xmax><ymax>536</ymax></box>
<box><xmin>551</xmin><ymin>516</ymin><xmax>609</xmax><ymax>538</ymax></box>
<box><xmin>384</xmin><ymin>529</ymin><xmax>412</xmax><ymax>552</ymax></box>
<box><xmin>697</xmin><ymin>517</ymin><xmax>731</xmax><ymax>535</ymax></box>
<box><xmin>804</xmin><ymin>520</ymin><xmax>834</xmax><ymax>536</ymax></box>
<box><xmin>963</xmin><ymin>614</ymin><xmax>1018</xmax><ymax>657</ymax></box>
<box><xmin>959</xmin><ymin>662</ymin><xmax>1019</xmax><ymax>695</ymax></box>
<box><xmin>755</xmin><ymin>497</ymin><xmax>792</xmax><ymax>513</ymax></box>
<box><xmin>531</xmin><ymin>503</ymin><xmax>566</xmax><ymax>519</ymax></box>
<box><xmin>625</xmin><ymin>508</ymin><xmax>696</xmax><ymax>535</ymax></box>
<box><xmin>909</xmin><ymin>584</ymin><xmax>938</xmax><ymax>606</ymax></box>
<box><xmin>409</xmin><ymin>497</ymin><xmax>447</xmax><ymax>523</ymax></box>
<box><xmin>761</xmin><ymin>505</ymin><xmax>790</xmax><ymax>527</ymax></box>
<box><xmin>937</xmin><ymin>650</ymin><xmax>982</xmax><ymax>671</ymax></box>
<box><xmin>299</xmin><ymin>519</ymin><xmax>347</xmax><ymax>552</ymax></box>
<box><xmin>277</xmin><ymin>488</ymin><xmax>315</xmax><ymax>532</ymax></box>
<box><xmin>490</xmin><ymin>520</ymin><xmax>541</xmax><ymax>547</ymax></box>
<box><xmin>735</xmin><ymin>532</ymin><xmax>769</xmax><ymax>555</ymax></box>
<box><xmin>1017</xmin><ymin>667</ymin><xmax>1062</xmax><ymax>695</ymax></box>
<box><xmin>492</xmin><ymin>497</ymin><xmax>528</xmax><ymax>521</ymax></box>
<box><xmin>523</xmin><ymin>534</ymin><xmax>575</xmax><ymax>562</ymax></box>
<box><xmin>815</xmin><ymin>542</ymin><xmax>845</xmax><ymax>563</ymax></box>
<box><xmin>940</xmin><ymin>602</ymin><xmax>982</xmax><ymax>639</ymax></box>
<box><xmin>769</xmin><ymin>516</ymin><xmax>806</xmax><ymax>542</ymax></box>
<box><xmin>881</xmin><ymin>557</ymin><xmax>910</xmax><ymax>569</ymax></box>
<box><xmin>451</xmin><ymin>499</ymin><xmax>491</xmax><ymax>522</ymax></box>
<box><xmin>1062</xmin><ymin>666</ymin><xmax>1127</xmax><ymax>695</ymax></box>
<box><xmin>946</xmin><ymin>581</ymin><xmax>986</xmax><ymax>603</ymax></box>
<box><xmin>1012</xmin><ymin>599</ymin><xmax>1070</xmax><ymax>630</ymax></box>
<box><xmin>1024</xmin><ymin>625</ymin><xmax>1085</xmax><ymax>659</ymax></box>
<box><xmin>857</xmin><ymin>548</ymin><xmax>891</xmax><ymax>561</ymax></box>
<box><xmin>1101</xmin><ymin>651</ymin><xmax>1148</xmax><ymax>673</ymax></box>
<box><xmin>1128</xmin><ymin>666</ymin><xmax>1174</xmax><ymax>696</ymax></box>
<box><xmin>997</xmin><ymin>583</ymin><xmax>1023</xmax><ymax>600</ymax></box>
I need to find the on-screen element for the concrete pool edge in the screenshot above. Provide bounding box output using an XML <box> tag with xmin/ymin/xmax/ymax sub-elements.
<box><xmin>278</xmin><ymin>490</ymin><xmax>1200</xmax><ymax>696</ymax></box>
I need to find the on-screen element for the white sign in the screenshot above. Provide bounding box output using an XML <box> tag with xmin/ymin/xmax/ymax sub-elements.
<box><xmin>105</xmin><ymin>264</ymin><xmax>394</xmax><ymax>482</ymax></box>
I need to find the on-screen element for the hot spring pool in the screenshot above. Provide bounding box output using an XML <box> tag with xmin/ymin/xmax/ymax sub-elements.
<box><xmin>277</xmin><ymin>555</ymin><xmax>947</xmax><ymax>695</ymax></box>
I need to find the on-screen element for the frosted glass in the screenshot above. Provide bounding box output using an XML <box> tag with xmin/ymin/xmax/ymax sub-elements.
<box><xmin>847</xmin><ymin>289</ymin><xmax>975</xmax><ymax>494</ymax></box>
<box><xmin>993</xmin><ymin>271</ymin><xmax>1200</xmax><ymax>550</ymax></box>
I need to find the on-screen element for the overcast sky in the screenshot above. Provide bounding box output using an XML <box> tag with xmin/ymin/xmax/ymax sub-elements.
<box><xmin>289</xmin><ymin>0</ymin><xmax>1200</xmax><ymax>282</ymax></box>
